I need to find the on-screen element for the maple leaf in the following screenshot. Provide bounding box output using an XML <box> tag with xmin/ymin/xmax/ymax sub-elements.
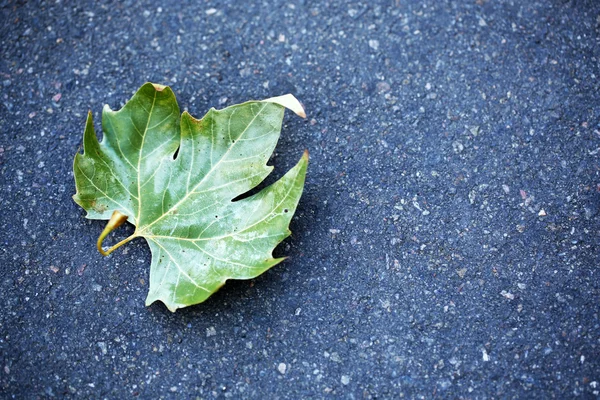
<box><xmin>73</xmin><ymin>83</ymin><xmax>308</xmax><ymax>311</ymax></box>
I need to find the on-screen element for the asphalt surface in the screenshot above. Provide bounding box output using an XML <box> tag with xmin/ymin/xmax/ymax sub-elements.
<box><xmin>1</xmin><ymin>0</ymin><xmax>599</xmax><ymax>398</ymax></box>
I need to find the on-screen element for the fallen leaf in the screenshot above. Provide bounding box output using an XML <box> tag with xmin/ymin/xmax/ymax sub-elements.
<box><xmin>73</xmin><ymin>83</ymin><xmax>308</xmax><ymax>311</ymax></box>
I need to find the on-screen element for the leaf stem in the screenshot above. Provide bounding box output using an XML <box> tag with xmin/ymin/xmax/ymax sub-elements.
<box><xmin>97</xmin><ymin>210</ymin><xmax>135</xmax><ymax>256</ymax></box>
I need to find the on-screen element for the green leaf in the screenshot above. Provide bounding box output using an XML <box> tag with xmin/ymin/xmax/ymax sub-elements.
<box><xmin>73</xmin><ymin>83</ymin><xmax>308</xmax><ymax>312</ymax></box>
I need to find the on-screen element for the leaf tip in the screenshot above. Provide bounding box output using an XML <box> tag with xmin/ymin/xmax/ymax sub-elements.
<box><xmin>145</xmin><ymin>296</ymin><xmax>177</xmax><ymax>312</ymax></box>
<box><xmin>272</xmin><ymin>256</ymin><xmax>288</xmax><ymax>265</ymax></box>
<box><xmin>144</xmin><ymin>296</ymin><xmax>155</xmax><ymax>308</ymax></box>
<box><xmin>262</xmin><ymin>94</ymin><xmax>306</xmax><ymax>118</ymax></box>
<box><xmin>152</xmin><ymin>83</ymin><xmax>168</xmax><ymax>92</ymax></box>
<box><xmin>85</xmin><ymin>110</ymin><xmax>94</xmax><ymax>127</ymax></box>
<box><xmin>296</xmin><ymin>108</ymin><xmax>307</xmax><ymax>119</ymax></box>
<box><xmin>166</xmin><ymin>304</ymin><xmax>180</xmax><ymax>313</ymax></box>
<box><xmin>182</xmin><ymin>110</ymin><xmax>201</xmax><ymax>124</ymax></box>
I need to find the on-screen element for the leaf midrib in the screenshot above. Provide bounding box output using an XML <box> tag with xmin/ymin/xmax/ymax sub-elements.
<box><xmin>136</xmin><ymin>90</ymin><xmax>158</xmax><ymax>226</ymax></box>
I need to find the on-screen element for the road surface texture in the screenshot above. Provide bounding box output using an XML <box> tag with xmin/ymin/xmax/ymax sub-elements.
<box><xmin>1</xmin><ymin>0</ymin><xmax>599</xmax><ymax>398</ymax></box>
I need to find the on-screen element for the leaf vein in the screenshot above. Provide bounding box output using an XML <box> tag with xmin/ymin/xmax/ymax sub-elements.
<box><xmin>76</xmin><ymin>163</ymin><xmax>134</xmax><ymax>217</ymax></box>
<box><xmin>136</xmin><ymin>90</ymin><xmax>158</xmax><ymax>224</ymax></box>
<box><xmin>147</xmin><ymin>108</ymin><xmax>175</xmax><ymax>130</ymax></box>
<box><xmin>191</xmin><ymin>241</ymin><xmax>263</xmax><ymax>271</ymax></box>
<box><xmin>150</xmin><ymin>239</ymin><xmax>210</xmax><ymax>292</ymax></box>
<box><xmin>96</xmin><ymin>156</ymin><xmax>138</xmax><ymax>200</ymax></box>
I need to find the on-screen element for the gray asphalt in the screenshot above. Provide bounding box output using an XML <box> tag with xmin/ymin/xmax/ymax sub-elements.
<box><xmin>1</xmin><ymin>0</ymin><xmax>599</xmax><ymax>398</ymax></box>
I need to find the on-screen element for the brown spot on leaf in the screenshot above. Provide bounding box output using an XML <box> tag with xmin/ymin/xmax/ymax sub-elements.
<box><xmin>91</xmin><ymin>200</ymin><xmax>108</xmax><ymax>213</ymax></box>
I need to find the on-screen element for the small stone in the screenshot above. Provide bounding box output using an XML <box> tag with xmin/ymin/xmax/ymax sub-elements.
<box><xmin>502</xmin><ymin>184</ymin><xmax>510</xmax><ymax>194</ymax></box>
<box><xmin>329</xmin><ymin>229</ymin><xmax>340</xmax><ymax>234</ymax></box>
<box><xmin>482</xmin><ymin>349</ymin><xmax>490</xmax><ymax>362</ymax></box>
<box><xmin>52</xmin><ymin>93</ymin><xmax>61</xmax><ymax>102</ymax></box>
<box><xmin>538</xmin><ymin>209</ymin><xmax>547</xmax><ymax>217</ymax></box>
<box><xmin>330</xmin><ymin>352</ymin><xmax>342</xmax><ymax>363</ymax></box>
<box><xmin>341</xmin><ymin>375</ymin><xmax>350</xmax><ymax>385</ymax></box>
<box><xmin>206</xmin><ymin>326</ymin><xmax>217</xmax><ymax>337</ymax></box>
<box><xmin>368</xmin><ymin>39</ymin><xmax>379</xmax><ymax>50</ymax></box>
<box><xmin>519</xmin><ymin>189</ymin><xmax>527</xmax><ymax>200</ymax></box>
<box><xmin>49</xmin><ymin>266</ymin><xmax>59</xmax><ymax>273</ymax></box>
<box><xmin>452</xmin><ymin>141</ymin><xmax>464</xmax><ymax>153</ymax></box>
<box><xmin>501</xmin><ymin>290</ymin><xmax>515</xmax><ymax>300</ymax></box>
<box><xmin>170</xmin><ymin>386</ymin><xmax>178</xmax><ymax>392</ymax></box>
<box><xmin>97</xmin><ymin>342</ymin><xmax>107</xmax><ymax>355</ymax></box>
<box><xmin>376</xmin><ymin>81</ymin><xmax>390</xmax><ymax>93</ymax></box>
<box><xmin>469</xmin><ymin>190</ymin><xmax>477</xmax><ymax>204</ymax></box>
<box><xmin>206</xmin><ymin>8</ymin><xmax>217</xmax><ymax>15</ymax></box>
<box><xmin>456</xmin><ymin>268</ymin><xmax>467</xmax><ymax>278</ymax></box>
<box><xmin>277</xmin><ymin>363</ymin><xmax>287</xmax><ymax>374</ymax></box>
